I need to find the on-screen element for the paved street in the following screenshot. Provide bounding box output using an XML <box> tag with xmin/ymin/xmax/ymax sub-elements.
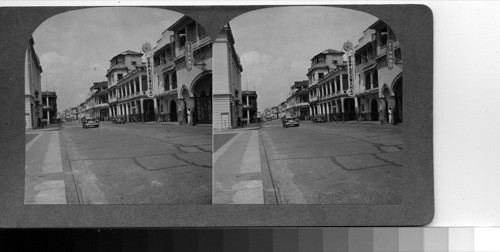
<box><xmin>25</xmin><ymin>121</ymin><xmax>212</xmax><ymax>204</ymax></box>
<box><xmin>213</xmin><ymin>120</ymin><xmax>402</xmax><ymax>204</ymax></box>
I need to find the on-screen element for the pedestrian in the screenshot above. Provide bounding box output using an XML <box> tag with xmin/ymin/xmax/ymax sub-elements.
<box><xmin>37</xmin><ymin>117</ymin><xmax>42</xmax><ymax>128</ymax></box>
<box><xmin>237</xmin><ymin>116</ymin><xmax>241</xmax><ymax>127</ymax></box>
<box><xmin>388</xmin><ymin>107</ymin><xmax>393</xmax><ymax>125</ymax></box>
<box><xmin>187</xmin><ymin>108</ymin><xmax>192</xmax><ymax>126</ymax></box>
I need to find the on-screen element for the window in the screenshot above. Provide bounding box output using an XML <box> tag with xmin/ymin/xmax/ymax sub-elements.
<box><xmin>380</xmin><ymin>27</ymin><xmax>388</xmax><ymax>47</ymax></box>
<box><xmin>365</xmin><ymin>72</ymin><xmax>371</xmax><ymax>90</ymax></box>
<box><xmin>171</xmin><ymin>71</ymin><xmax>177</xmax><ymax>90</ymax></box>
<box><xmin>163</xmin><ymin>72</ymin><xmax>170</xmax><ymax>91</ymax></box>
<box><xmin>187</xmin><ymin>22</ymin><xmax>197</xmax><ymax>43</ymax></box>
<box><xmin>373</xmin><ymin>70</ymin><xmax>379</xmax><ymax>88</ymax></box>
<box><xmin>117</xmin><ymin>74</ymin><xmax>123</xmax><ymax>80</ymax></box>
<box><xmin>132</xmin><ymin>61</ymin><xmax>137</xmax><ymax>66</ymax></box>
<box><xmin>333</xmin><ymin>60</ymin><xmax>338</xmax><ymax>65</ymax></box>
<box><xmin>178</xmin><ymin>28</ymin><xmax>187</xmax><ymax>48</ymax></box>
<box><xmin>318</xmin><ymin>73</ymin><xmax>324</xmax><ymax>80</ymax></box>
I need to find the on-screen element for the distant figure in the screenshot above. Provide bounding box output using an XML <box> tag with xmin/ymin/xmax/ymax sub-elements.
<box><xmin>237</xmin><ymin>117</ymin><xmax>241</xmax><ymax>127</ymax></box>
<box><xmin>388</xmin><ymin>108</ymin><xmax>393</xmax><ymax>125</ymax></box>
<box><xmin>187</xmin><ymin>108</ymin><xmax>192</xmax><ymax>126</ymax></box>
<box><xmin>37</xmin><ymin>117</ymin><xmax>42</xmax><ymax>128</ymax></box>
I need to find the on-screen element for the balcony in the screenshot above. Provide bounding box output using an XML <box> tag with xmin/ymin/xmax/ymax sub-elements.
<box><xmin>310</xmin><ymin>96</ymin><xmax>318</xmax><ymax>103</ymax></box>
<box><xmin>175</xmin><ymin>35</ymin><xmax>211</xmax><ymax>60</ymax></box>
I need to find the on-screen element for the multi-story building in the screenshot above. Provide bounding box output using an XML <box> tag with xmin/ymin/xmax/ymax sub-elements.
<box><xmin>213</xmin><ymin>24</ymin><xmax>243</xmax><ymax>130</ymax></box>
<box><xmin>241</xmin><ymin>90</ymin><xmax>257</xmax><ymax>123</ymax></box>
<box><xmin>106</xmin><ymin>50</ymin><xmax>155</xmax><ymax>122</ymax></box>
<box><xmin>24</xmin><ymin>36</ymin><xmax>43</xmax><ymax>130</ymax></box>
<box><xmin>285</xmin><ymin>80</ymin><xmax>310</xmax><ymax>120</ymax></box>
<box><xmin>307</xmin><ymin>49</ymin><xmax>355</xmax><ymax>121</ymax></box>
<box><xmin>166</xmin><ymin>16</ymin><xmax>213</xmax><ymax>125</ymax></box>
<box><xmin>153</xmin><ymin>31</ymin><xmax>177</xmax><ymax>122</ymax></box>
<box><xmin>41</xmin><ymin>91</ymin><xmax>57</xmax><ymax>124</ymax></box>
<box><xmin>354</xmin><ymin>19</ymin><xmax>403</xmax><ymax>124</ymax></box>
<box><xmin>83</xmin><ymin>81</ymin><xmax>109</xmax><ymax>121</ymax></box>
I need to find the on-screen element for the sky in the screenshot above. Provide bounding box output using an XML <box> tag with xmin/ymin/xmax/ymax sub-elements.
<box><xmin>229</xmin><ymin>6</ymin><xmax>378</xmax><ymax>111</ymax></box>
<box><xmin>32</xmin><ymin>7</ymin><xmax>183</xmax><ymax>111</ymax></box>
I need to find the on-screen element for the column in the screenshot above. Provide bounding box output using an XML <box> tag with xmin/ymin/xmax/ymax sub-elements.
<box><xmin>140</xmin><ymin>98</ymin><xmax>144</xmax><ymax>122</ymax></box>
<box><xmin>139</xmin><ymin>76</ymin><xmax>143</xmax><ymax>94</ymax></box>
<box><xmin>247</xmin><ymin>110</ymin><xmax>250</xmax><ymax>123</ymax></box>
<box><xmin>153</xmin><ymin>98</ymin><xmax>158</xmax><ymax>122</ymax></box>
<box><xmin>340</xmin><ymin>75</ymin><xmax>343</xmax><ymax>93</ymax></box>
<box><xmin>309</xmin><ymin>107</ymin><xmax>313</xmax><ymax>117</ymax></box>
<box><xmin>133</xmin><ymin>79</ymin><xmax>137</xmax><ymax>94</ymax></box>
<box><xmin>46</xmin><ymin>110</ymin><xmax>50</xmax><ymax>125</ymax></box>
<box><xmin>341</xmin><ymin>97</ymin><xmax>346</xmax><ymax>122</ymax></box>
<box><xmin>326</xmin><ymin>102</ymin><xmax>330</xmax><ymax>121</ymax></box>
<box><xmin>355</xmin><ymin>97</ymin><xmax>359</xmax><ymax>121</ymax></box>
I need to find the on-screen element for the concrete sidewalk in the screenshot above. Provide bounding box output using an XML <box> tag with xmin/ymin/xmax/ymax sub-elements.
<box><xmin>25</xmin><ymin>130</ymin><xmax>67</xmax><ymax>204</ymax></box>
<box><xmin>213</xmin><ymin>130</ymin><xmax>264</xmax><ymax>204</ymax></box>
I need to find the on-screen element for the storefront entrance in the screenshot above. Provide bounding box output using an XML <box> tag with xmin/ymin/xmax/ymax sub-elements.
<box><xmin>192</xmin><ymin>73</ymin><xmax>212</xmax><ymax>124</ymax></box>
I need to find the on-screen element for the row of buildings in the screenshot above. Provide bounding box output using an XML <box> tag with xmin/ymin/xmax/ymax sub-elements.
<box><xmin>67</xmin><ymin>16</ymin><xmax>244</xmax><ymax>130</ymax></box>
<box><xmin>266</xmin><ymin>19</ymin><xmax>403</xmax><ymax>125</ymax></box>
<box><xmin>24</xmin><ymin>37</ymin><xmax>59</xmax><ymax>130</ymax></box>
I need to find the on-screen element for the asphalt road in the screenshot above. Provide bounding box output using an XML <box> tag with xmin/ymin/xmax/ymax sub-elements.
<box><xmin>59</xmin><ymin>121</ymin><xmax>212</xmax><ymax>204</ymax></box>
<box><xmin>260</xmin><ymin>120</ymin><xmax>403</xmax><ymax>204</ymax></box>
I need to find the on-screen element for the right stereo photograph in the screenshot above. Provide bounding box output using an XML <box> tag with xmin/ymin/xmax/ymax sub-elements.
<box><xmin>213</xmin><ymin>6</ymin><xmax>403</xmax><ymax>204</ymax></box>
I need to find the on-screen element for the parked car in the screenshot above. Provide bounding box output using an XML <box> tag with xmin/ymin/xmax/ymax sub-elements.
<box><xmin>312</xmin><ymin>114</ymin><xmax>326</xmax><ymax>123</ymax></box>
<box><xmin>282</xmin><ymin>116</ymin><xmax>299</xmax><ymax>128</ymax></box>
<box><xmin>112</xmin><ymin>115</ymin><xmax>126</xmax><ymax>124</ymax></box>
<box><xmin>82</xmin><ymin>118</ymin><xmax>99</xmax><ymax>128</ymax></box>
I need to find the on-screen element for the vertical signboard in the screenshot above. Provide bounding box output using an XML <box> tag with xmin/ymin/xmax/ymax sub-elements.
<box><xmin>343</xmin><ymin>41</ymin><xmax>355</xmax><ymax>97</ymax></box>
<box><xmin>186</xmin><ymin>41</ymin><xmax>193</xmax><ymax>72</ymax></box>
<box><xmin>142</xmin><ymin>42</ymin><xmax>154</xmax><ymax>98</ymax></box>
<box><xmin>387</xmin><ymin>40</ymin><xmax>394</xmax><ymax>70</ymax></box>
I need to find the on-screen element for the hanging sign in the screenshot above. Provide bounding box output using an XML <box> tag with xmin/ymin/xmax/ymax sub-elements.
<box><xmin>186</xmin><ymin>41</ymin><xmax>193</xmax><ymax>72</ymax></box>
<box><xmin>345</xmin><ymin>41</ymin><xmax>355</xmax><ymax>97</ymax></box>
<box><xmin>387</xmin><ymin>40</ymin><xmax>394</xmax><ymax>70</ymax></box>
<box><xmin>142</xmin><ymin>42</ymin><xmax>154</xmax><ymax>98</ymax></box>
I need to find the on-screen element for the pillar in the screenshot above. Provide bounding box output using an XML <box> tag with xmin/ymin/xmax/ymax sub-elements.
<box><xmin>133</xmin><ymin>79</ymin><xmax>137</xmax><ymax>94</ymax></box>
<box><xmin>355</xmin><ymin>97</ymin><xmax>359</xmax><ymax>121</ymax></box>
<box><xmin>341</xmin><ymin>97</ymin><xmax>346</xmax><ymax>122</ymax></box>
<box><xmin>139</xmin><ymin>76</ymin><xmax>143</xmax><ymax>94</ymax></box>
<box><xmin>326</xmin><ymin>102</ymin><xmax>330</xmax><ymax>121</ymax></box>
<box><xmin>140</xmin><ymin>98</ymin><xmax>144</xmax><ymax>122</ymax></box>
<box><xmin>153</xmin><ymin>98</ymin><xmax>158</xmax><ymax>122</ymax></box>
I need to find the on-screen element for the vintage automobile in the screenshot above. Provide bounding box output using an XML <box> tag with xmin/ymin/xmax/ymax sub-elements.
<box><xmin>82</xmin><ymin>118</ymin><xmax>99</xmax><ymax>128</ymax></box>
<box><xmin>312</xmin><ymin>114</ymin><xmax>326</xmax><ymax>123</ymax></box>
<box><xmin>112</xmin><ymin>115</ymin><xmax>126</xmax><ymax>124</ymax></box>
<box><xmin>282</xmin><ymin>116</ymin><xmax>299</xmax><ymax>128</ymax></box>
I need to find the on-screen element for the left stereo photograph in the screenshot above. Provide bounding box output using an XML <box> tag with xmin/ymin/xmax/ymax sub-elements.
<box><xmin>24</xmin><ymin>7</ymin><xmax>213</xmax><ymax>204</ymax></box>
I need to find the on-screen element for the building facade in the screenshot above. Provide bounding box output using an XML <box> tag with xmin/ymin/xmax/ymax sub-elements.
<box><xmin>83</xmin><ymin>81</ymin><xmax>109</xmax><ymax>121</ymax></box>
<box><xmin>24</xmin><ymin>36</ymin><xmax>43</xmax><ymax>130</ymax></box>
<box><xmin>354</xmin><ymin>20</ymin><xmax>403</xmax><ymax>124</ymax></box>
<box><xmin>213</xmin><ymin>24</ymin><xmax>243</xmax><ymax>130</ymax></box>
<box><xmin>241</xmin><ymin>90</ymin><xmax>257</xmax><ymax>123</ymax></box>
<box><xmin>307</xmin><ymin>49</ymin><xmax>355</xmax><ymax>121</ymax></box>
<box><xmin>106</xmin><ymin>50</ymin><xmax>155</xmax><ymax>122</ymax></box>
<box><xmin>285</xmin><ymin>80</ymin><xmax>310</xmax><ymax>120</ymax></box>
<box><xmin>166</xmin><ymin>16</ymin><xmax>213</xmax><ymax>125</ymax></box>
<box><xmin>41</xmin><ymin>91</ymin><xmax>57</xmax><ymax>124</ymax></box>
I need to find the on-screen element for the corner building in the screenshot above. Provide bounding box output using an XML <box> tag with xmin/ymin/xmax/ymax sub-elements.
<box><xmin>106</xmin><ymin>50</ymin><xmax>154</xmax><ymax>122</ymax></box>
<box><xmin>24</xmin><ymin>37</ymin><xmax>43</xmax><ymax>130</ymax></box>
<box><xmin>213</xmin><ymin>24</ymin><xmax>243</xmax><ymax>130</ymax></box>
<box><xmin>162</xmin><ymin>16</ymin><xmax>213</xmax><ymax>125</ymax></box>
<box><xmin>354</xmin><ymin>20</ymin><xmax>403</xmax><ymax>124</ymax></box>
